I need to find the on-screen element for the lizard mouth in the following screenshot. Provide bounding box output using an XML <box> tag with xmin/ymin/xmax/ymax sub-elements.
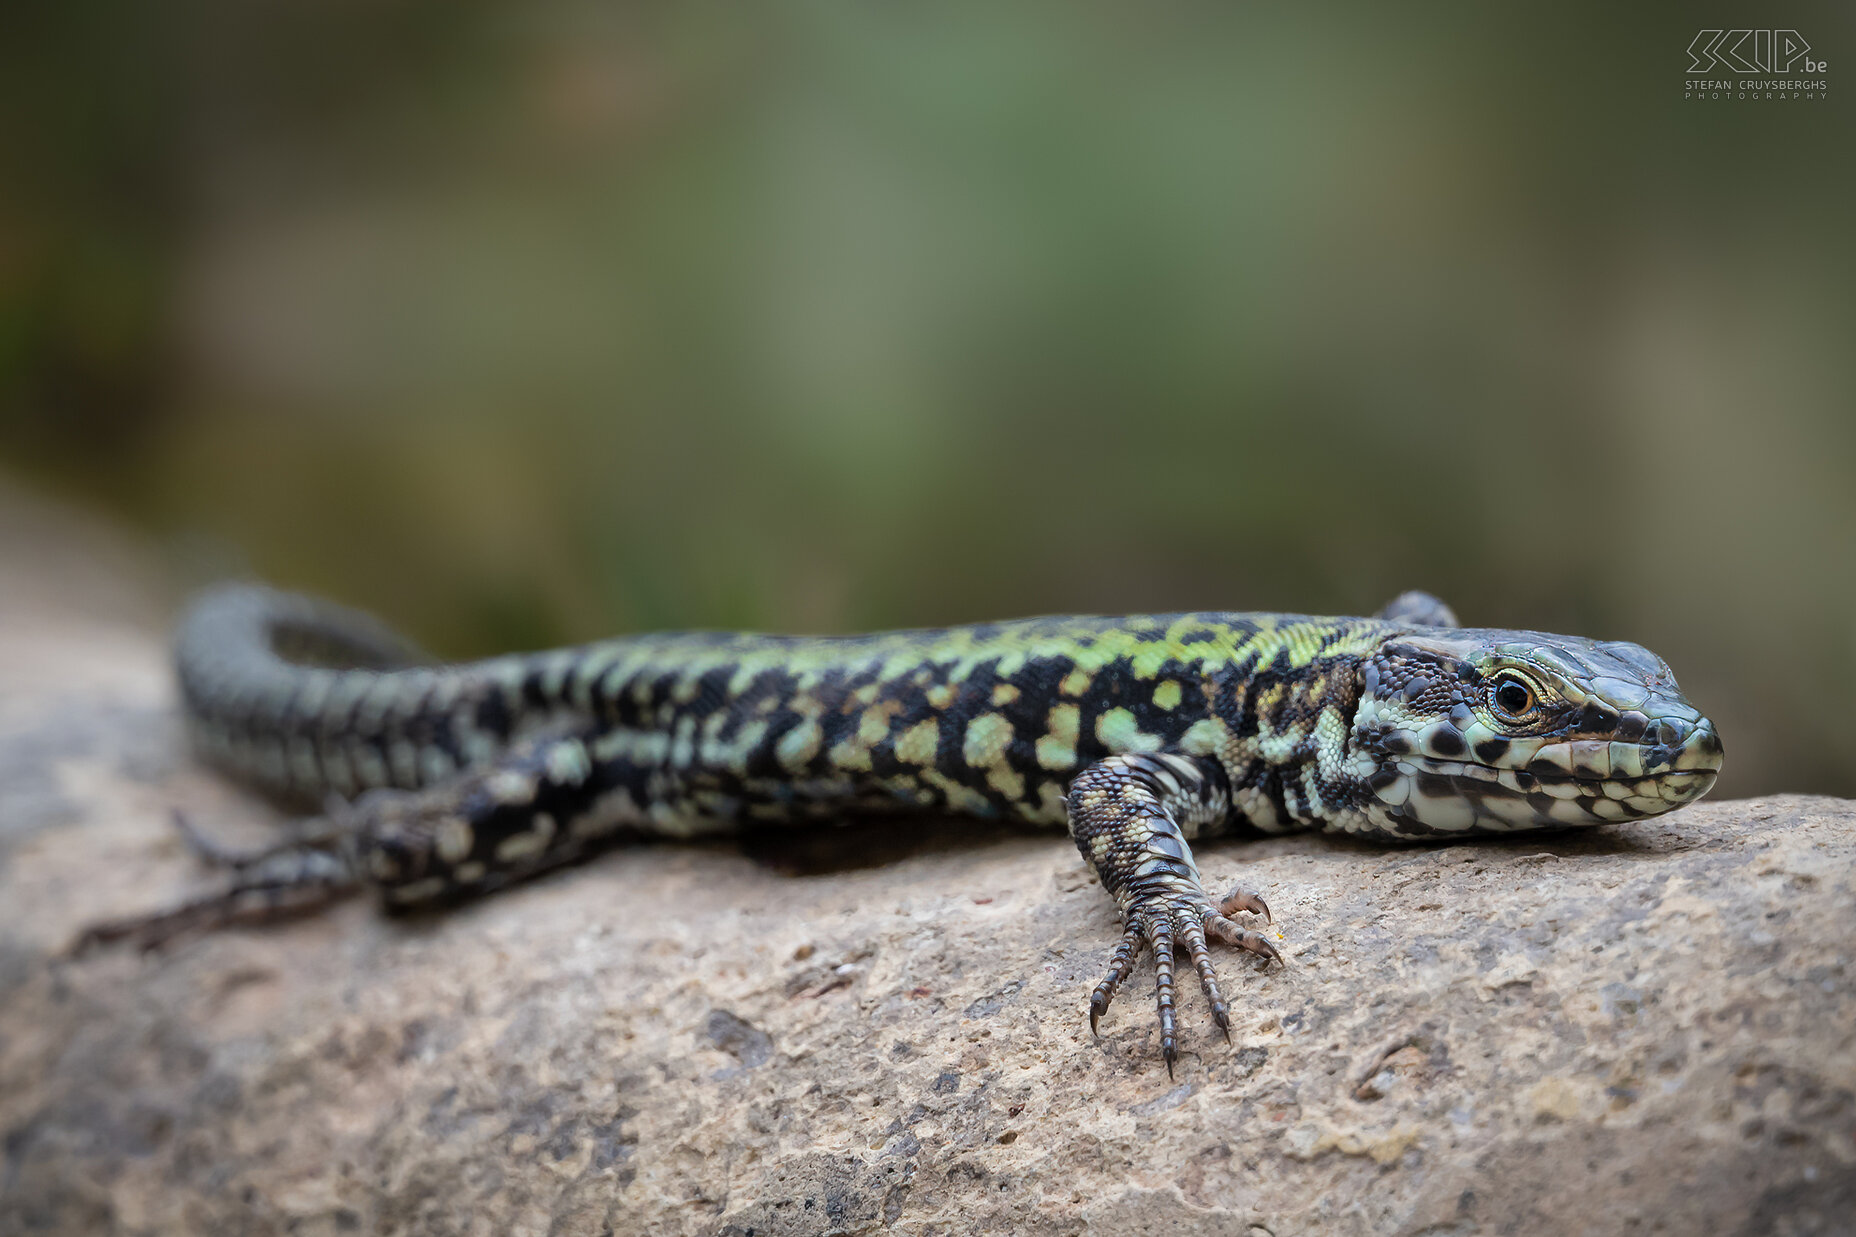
<box><xmin>1371</xmin><ymin>753</ymin><xmax>1719</xmax><ymax>833</ymax></box>
<box><xmin>1418</xmin><ymin>755</ymin><xmax>1715</xmax><ymax>803</ymax></box>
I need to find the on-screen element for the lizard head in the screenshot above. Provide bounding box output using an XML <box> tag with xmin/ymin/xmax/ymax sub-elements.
<box><xmin>1348</xmin><ymin>630</ymin><xmax>1722</xmax><ymax>836</ymax></box>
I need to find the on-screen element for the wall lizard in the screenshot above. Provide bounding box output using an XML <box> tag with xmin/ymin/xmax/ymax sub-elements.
<box><xmin>80</xmin><ymin>585</ymin><xmax>1724</xmax><ymax>1074</ymax></box>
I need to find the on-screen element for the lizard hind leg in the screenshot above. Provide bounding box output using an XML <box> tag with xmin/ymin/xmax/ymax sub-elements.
<box><xmin>170</xmin><ymin>804</ymin><xmax>355</xmax><ymax>870</ymax></box>
<box><xmin>70</xmin><ymin>838</ymin><xmax>362</xmax><ymax>955</ymax></box>
<box><xmin>1375</xmin><ymin>590</ymin><xmax>1459</xmax><ymax>628</ymax></box>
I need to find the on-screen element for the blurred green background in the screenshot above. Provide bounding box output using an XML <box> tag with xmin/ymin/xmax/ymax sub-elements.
<box><xmin>1</xmin><ymin>3</ymin><xmax>1851</xmax><ymax>797</ymax></box>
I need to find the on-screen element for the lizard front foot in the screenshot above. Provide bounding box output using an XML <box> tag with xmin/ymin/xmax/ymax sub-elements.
<box><xmin>1068</xmin><ymin>754</ymin><xmax>1283</xmax><ymax>1074</ymax></box>
<box><xmin>1089</xmin><ymin>886</ymin><xmax>1279</xmax><ymax>1076</ymax></box>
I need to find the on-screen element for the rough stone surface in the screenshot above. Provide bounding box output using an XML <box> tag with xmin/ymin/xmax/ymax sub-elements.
<box><xmin>1</xmin><ymin>490</ymin><xmax>1852</xmax><ymax>1236</ymax></box>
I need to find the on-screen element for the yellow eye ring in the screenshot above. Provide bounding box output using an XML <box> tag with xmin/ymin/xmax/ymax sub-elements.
<box><xmin>1489</xmin><ymin>673</ymin><xmax>1537</xmax><ymax>721</ymax></box>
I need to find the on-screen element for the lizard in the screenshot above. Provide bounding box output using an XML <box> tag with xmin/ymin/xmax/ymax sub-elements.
<box><xmin>79</xmin><ymin>584</ymin><xmax>1724</xmax><ymax>1074</ymax></box>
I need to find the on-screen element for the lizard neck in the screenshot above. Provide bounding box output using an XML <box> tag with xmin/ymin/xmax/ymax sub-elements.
<box><xmin>1199</xmin><ymin>647</ymin><xmax>1377</xmax><ymax>834</ymax></box>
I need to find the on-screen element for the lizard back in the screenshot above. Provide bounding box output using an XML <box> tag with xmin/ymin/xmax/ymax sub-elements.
<box><xmin>177</xmin><ymin>584</ymin><xmax>1391</xmax><ymax>834</ymax></box>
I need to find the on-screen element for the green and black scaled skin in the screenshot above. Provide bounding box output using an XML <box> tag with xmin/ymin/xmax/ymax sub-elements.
<box><xmin>88</xmin><ymin>585</ymin><xmax>1725</xmax><ymax>1074</ymax></box>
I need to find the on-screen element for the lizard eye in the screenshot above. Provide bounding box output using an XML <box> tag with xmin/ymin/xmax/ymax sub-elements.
<box><xmin>1489</xmin><ymin>674</ymin><xmax>1538</xmax><ymax>722</ymax></box>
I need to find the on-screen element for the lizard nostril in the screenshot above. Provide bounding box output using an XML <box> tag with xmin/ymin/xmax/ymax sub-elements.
<box><xmin>1676</xmin><ymin>719</ymin><xmax>1725</xmax><ymax>771</ymax></box>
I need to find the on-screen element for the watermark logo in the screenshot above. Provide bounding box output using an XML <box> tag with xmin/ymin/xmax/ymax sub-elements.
<box><xmin>1687</xmin><ymin>30</ymin><xmax>1820</xmax><ymax>74</ymax></box>
<box><xmin>1685</xmin><ymin>29</ymin><xmax>1829</xmax><ymax>100</ymax></box>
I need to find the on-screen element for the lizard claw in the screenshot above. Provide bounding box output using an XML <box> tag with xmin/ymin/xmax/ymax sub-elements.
<box><xmin>1219</xmin><ymin>887</ymin><xmax>1271</xmax><ymax>923</ymax></box>
<box><xmin>1208</xmin><ymin>915</ymin><xmax>1283</xmax><ymax>965</ymax></box>
<box><xmin>1088</xmin><ymin>920</ymin><xmax>1144</xmax><ymax>1040</ymax></box>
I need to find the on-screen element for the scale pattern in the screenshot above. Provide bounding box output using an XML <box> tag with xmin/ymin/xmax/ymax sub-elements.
<box><xmin>83</xmin><ymin>584</ymin><xmax>1725</xmax><ymax>1073</ymax></box>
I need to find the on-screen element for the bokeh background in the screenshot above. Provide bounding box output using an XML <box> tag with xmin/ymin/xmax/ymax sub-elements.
<box><xmin>1</xmin><ymin>4</ymin><xmax>1851</xmax><ymax>798</ymax></box>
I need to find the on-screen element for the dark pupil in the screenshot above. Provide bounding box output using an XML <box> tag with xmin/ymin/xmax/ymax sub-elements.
<box><xmin>1496</xmin><ymin>682</ymin><xmax>1531</xmax><ymax>713</ymax></box>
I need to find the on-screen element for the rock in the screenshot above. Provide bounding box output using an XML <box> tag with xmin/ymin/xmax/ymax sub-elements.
<box><xmin>0</xmin><ymin>493</ymin><xmax>1851</xmax><ymax>1236</ymax></box>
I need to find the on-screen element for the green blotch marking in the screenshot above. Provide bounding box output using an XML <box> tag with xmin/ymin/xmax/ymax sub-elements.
<box><xmin>1096</xmin><ymin>707</ymin><xmax>1163</xmax><ymax>753</ymax></box>
<box><xmin>1037</xmin><ymin>704</ymin><xmax>1080</xmax><ymax>771</ymax></box>
<box><xmin>775</xmin><ymin>720</ymin><xmax>822</xmax><ymax>770</ymax></box>
<box><xmin>1180</xmin><ymin>718</ymin><xmax>1224</xmax><ymax>757</ymax></box>
<box><xmin>895</xmin><ymin>719</ymin><xmax>939</xmax><ymax>766</ymax></box>
<box><xmin>962</xmin><ymin>713</ymin><xmax>1014</xmax><ymax>769</ymax></box>
<box><xmin>544</xmin><ymin>740</ymin><xmax>591</xmax><ymax>784</ymax></box>
<box><xmin>829</xmin><ymin>739</ymin><xmax>873</xmax><ymax>772</ymax></box>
